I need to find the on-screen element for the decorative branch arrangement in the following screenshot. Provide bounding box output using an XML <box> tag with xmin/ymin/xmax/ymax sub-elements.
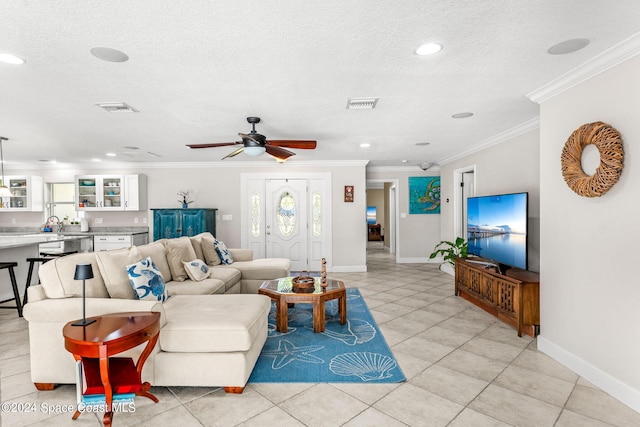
<box><xmin>177</xmin><ymin>190</ymin><xmax>194</xmax><ymax>207</ymax></box>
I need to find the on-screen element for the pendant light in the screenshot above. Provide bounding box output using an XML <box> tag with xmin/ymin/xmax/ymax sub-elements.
<box><xmin>0</xmin><ymin>137</ymin><xmax>13</xmax><ymax>198</ymax></box>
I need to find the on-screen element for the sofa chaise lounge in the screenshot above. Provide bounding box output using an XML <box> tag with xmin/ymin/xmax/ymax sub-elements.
<box><xmin>23</xmin><ymin>233</ymin><xmax>290</xmax><ymax>393</ymax></box>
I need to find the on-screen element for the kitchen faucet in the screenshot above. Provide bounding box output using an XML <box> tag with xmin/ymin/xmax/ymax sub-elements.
<box><xmin>46</xmin><ymin>216</ymin><xmax>63</xmax><ymax>233</ymax></box>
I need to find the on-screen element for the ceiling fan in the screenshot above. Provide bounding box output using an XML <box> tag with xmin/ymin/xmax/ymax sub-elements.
<box><xmin>186</xmin><ymin>117</ymin><xmax>317</xmax><ymax>162</ymax></box>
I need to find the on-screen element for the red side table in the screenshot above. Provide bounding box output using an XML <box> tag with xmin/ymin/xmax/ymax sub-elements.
<box><xmin>63</xmin><ymin>312</ymin><xmax>160</xmax><ymax>426</ymax></box>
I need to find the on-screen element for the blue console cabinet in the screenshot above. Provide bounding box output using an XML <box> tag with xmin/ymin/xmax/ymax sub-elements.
<box><xmin>151</xmin><ymin>208</ymin><xmax>217</xmax><ymax>241</ymax></box>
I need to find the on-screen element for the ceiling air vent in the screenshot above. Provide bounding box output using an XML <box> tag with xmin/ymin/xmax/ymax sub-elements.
<box><xmin>346</xmin><ymin>97</ymin><xmax>379</xmax><ymax>110</ymax></box>
<box><xmin>118</xmin><ymin>151</ymin><xmax>161</xmax><ymax>159</ymax></box>
<box><xmin>96</xmin><ymin>102</ymin><xmax>139</xmax><ymax>113</ymax></box>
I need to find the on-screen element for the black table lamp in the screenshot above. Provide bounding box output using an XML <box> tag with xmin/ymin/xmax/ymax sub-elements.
<box><xmin>71</xmin><ymin>263</ymin><xmax>96</xmax><ymax>327</ymax></box>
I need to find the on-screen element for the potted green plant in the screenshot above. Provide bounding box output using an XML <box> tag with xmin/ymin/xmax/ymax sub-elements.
<box><xmin>429</xmin><ymin>237</ymin><xmax>468</xmax><ymax>275</ymax></box>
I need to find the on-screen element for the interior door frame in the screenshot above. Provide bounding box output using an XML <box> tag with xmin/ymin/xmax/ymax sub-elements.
<box><xmin>453</xmin><ymin>165</ymin><xmax>476</xmax><ymax>240</ymax></box>
<box><xmin>366</xmin><ymin>178</ymin><xmax>400</xmax><ymax>263</ymax></box>
<box><xmin>241</xmin><ymin>172</ymin><xmax>333</xmax><ymax>271</ymax></box>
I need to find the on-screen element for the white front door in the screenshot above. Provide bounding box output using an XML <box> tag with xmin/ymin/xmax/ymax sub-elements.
<box><xmin>265</xmin><ymin>179</ymin><xmax>308</xmax><ymax>271</ymax></box>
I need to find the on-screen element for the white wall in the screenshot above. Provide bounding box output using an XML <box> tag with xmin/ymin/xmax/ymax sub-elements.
<box><xmin>367</xmin><ymin>168</ymin><xmax>441</xmax><ymax>262</ymax></box>
<box><xmin>439</xmin><ymin>129</ymin><xmax>541</xmax><ymax>272</ymax></box>
<box><xmin>2</xmin><ymin>161</ymin><xmax>368</xmax><ymax>271</ymax></box>
<box><xmin>537</xmin><ymin>55</ymin><xmax>640</xmax><ymax>412</ymax></box>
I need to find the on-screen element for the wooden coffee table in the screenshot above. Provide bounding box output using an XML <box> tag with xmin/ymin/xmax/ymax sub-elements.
<box><xmin>62</xmin><ymin>311</ymin><xmax>160</xmax><ymax>426</ymax></box>
<box><xmin>259</xmin><ymin>278</ymin><xmax>346</xmax><ymax>333</ymax></box>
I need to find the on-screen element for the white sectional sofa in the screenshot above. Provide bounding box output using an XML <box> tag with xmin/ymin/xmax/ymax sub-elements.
<box><xmin>22</xmin><ymin>233</ymin><xmax>290</xmax><ymax>393</ymax></box>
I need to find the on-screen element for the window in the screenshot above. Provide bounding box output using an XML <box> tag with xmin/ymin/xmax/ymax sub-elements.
<box><xmin>277</xmin><ymin>191</ymin><xmax>296</xmax><ymax>237</ymax></box>
<box><xmin>48</xmin><ymin>183</ymin><xmax>76</xmax><ymax>222</ymax></box>
<box><xmin>312</xmin><ymin>191</ymin><xmax>321</xmax><ymax>237</ymax></box>
<box><xmin>251</xmin><ymin>192</ymin><xmax>261</xmax><ymax>237</ymax></box>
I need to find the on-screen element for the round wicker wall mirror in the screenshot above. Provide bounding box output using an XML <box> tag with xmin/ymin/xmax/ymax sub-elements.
<box><xmin>560</xmin><ymin>122</ymin><xmax>624</xmax><ymax>197</ymax></box>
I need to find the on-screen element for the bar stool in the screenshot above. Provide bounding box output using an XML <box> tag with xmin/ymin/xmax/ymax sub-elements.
<box><xmin>23</xmin><ymin>250</ymin><xmax>78</xmax><ymax>306</ymax></box>
<box><xmin>0</xmin><ymin>262</ymin><xmax>22</xmax><ymax>317</ymax></box>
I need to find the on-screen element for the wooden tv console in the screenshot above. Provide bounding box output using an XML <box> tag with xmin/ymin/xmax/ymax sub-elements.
<box><xmin>454</xmin><ymin>257</ymin><xmax>540</xmax><ymax>337</ymax></box>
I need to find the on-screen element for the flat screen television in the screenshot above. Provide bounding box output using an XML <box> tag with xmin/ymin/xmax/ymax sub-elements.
<box><xmin>466</xmin><ymin>192</ymin><xmax>528</xmax><ymax>271</ymax></box>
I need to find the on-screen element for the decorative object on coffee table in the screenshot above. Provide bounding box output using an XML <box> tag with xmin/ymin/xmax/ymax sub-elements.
<box><xmin>561</xmin><ymin>121</ymin><xmax>624</xmax><ymax>197</ymax></box>
<box><xmin>292</xmin><ymin>271</ymin><xmax>315</xmax><ymax>293</ymax></box>
<box><xmin>321</xmin><ymin>258</ymin><xmax>327</xmax><ymax>289</ymax></box>
<box><xmin>71</xmin><ymin>263</ymin><xmax>96</xmax><ymax>327</ymax></box>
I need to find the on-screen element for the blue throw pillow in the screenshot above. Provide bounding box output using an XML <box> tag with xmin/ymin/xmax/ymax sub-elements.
<box><xmin>214</xmin><ymin>239</ymin><xmax>234</xmax><ymax>264</ymax></box>
<box><xmin>126</xmin><ymin>256</ymin><xmax>170</xmax><ymax>302</ymax></box>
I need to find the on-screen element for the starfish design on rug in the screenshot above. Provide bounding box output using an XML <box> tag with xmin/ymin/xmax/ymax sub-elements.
<box><xmin>262</xmin><ymin>339</ymin><xmax>325</xmax><ymax>369</ymax></box>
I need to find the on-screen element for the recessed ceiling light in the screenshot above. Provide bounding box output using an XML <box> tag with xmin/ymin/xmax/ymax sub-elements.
<box><xmin>452</xmin><ymin>112</ymin><xmax>474</xmax><ymax>119</ymax></box>
<box><xmin>415</xmin><ymin>142</ymin><xmax>430</xmax><ymax>146</ymax></box>
<box><xmin>0</xmin><ymin>53</ymin><xmax>26</xmax><ymax>65</ymax></box>
<box><xmin>106</xmin><ymin>152</ymin><xmax>117</xmax><ymax>157</ymax></box>
<box><xmin>401</xmin><ymin>160</ymin><xmax>409</xmax><ymax>163</ymax></box>
<box><xmin>360</xmin><ymin>143</ymin><xmax>371</xmax><ymax>148</ymax></box>
<box><xmin>90</xmin><ymin>47</ymin><xmax>129</xmax><ymax>62</ymax></box>
<box><xmin>91</xmin><ymin>158</ymin><xmax>101</xmax><ymax>162</ymax></box>
<box><xmin>415</xmin><ymin>43</ymin><xmax>443</xmax><ymax>56</ymax></box>
<box><xmin>547</xmin><ymin>39</ymin><xmax>590</xmax><ymax>55</ymax></box>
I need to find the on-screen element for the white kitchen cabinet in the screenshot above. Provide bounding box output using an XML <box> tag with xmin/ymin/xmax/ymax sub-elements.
<box><xmin>123</xmin><ymin>174</ymin><xmax>147</xmax><ymax>211</ymax></box>
<box><xmin>0</xmin><ymin>176</ymin><xmax>44</xmax><ymax>211</ymax></box>
<box><xmin>93</xmin><ymin>234</ymin><xmax>148</xmax><ymax>251</ymax></box>
<box><xmin>76</xmin><ymin>174</ymin><xmax>147</xmax><ymax>211</ymax></box>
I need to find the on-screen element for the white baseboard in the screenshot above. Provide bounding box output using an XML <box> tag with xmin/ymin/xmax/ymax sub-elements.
<box><xmin>537</xmin><ymin>335</ymin><xmax>640</xmax><ymax>414</ymax></box>
<box><xmin>331</xmin><ymin>265</ymin><xmax>367</xmax><ymax>273</ymax></box>
<box><xmin>397</xmin><ymin>257</ymin><xmax>430</xmax><ymax>264</ymax></box>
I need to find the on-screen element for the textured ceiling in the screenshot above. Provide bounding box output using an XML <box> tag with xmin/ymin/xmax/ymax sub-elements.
<box><xmin>1</xmin><ymin>1</ymin><xmax>640</xmax><ymax>169</ymax></box>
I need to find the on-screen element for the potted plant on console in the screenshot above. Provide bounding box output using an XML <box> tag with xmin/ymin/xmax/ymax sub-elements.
<box><xmin>429</xmin><ymin>237</ymin><xmax>468</xmax><ymax>276</ymax></box>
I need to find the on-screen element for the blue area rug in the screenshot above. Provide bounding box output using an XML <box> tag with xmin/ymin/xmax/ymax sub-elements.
<box><xmin>248</xmin><ymin>288</ymin><xmax>405</xmax><ymax>383</ymax></box>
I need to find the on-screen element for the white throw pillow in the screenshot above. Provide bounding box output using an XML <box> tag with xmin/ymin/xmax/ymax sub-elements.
<box><xmin>214</xmin><ymin>239</ymin><xmax>234</xmax><ymax>264</ymax></box>
<box><xmin>182</xmin><ymin>259</ymin><xmax>211</xmax><ymax>282</ymax></box>
<box><xmin>126</xmin><ymin>257</ymin><xmax>170</xmax><ymax>302</ymax></box>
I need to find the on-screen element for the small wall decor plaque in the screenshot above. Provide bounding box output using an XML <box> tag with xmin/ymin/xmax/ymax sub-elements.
<box><xmin>344</xmin><ymin>185</ymin><xmax>354</xmax><ymax>202</ymax></box>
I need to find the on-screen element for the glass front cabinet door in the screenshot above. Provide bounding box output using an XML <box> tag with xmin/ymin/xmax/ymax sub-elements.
<box><xmin>0</xmin><ymin>176</ymin><xmax>44</xmax><ymax>211</ymax></box>
<box><xmin>76</xmin><ymin>175</ymin><xmax>123</xmax><ymax>211</ymax></box>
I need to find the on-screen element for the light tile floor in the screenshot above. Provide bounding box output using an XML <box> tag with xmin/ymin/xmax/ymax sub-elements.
<box><xmin>2</xmin><ymin>243</ymin><xmax>639</xmax><ymax>426</ymax></box>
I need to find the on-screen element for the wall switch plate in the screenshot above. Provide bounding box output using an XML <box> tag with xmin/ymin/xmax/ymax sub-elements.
<box><xmin>11</xmin><ymin>218</ymin><xmax>16</xmax><ymax>224</ymax></box>
<box><xmin>95</xmin><ymin>218</ymin><xmax>103</xmax><ymax>224</ymax></box>
<box><xmin>142</xmin><ymin>217</ymin><xmax>147</xmax><ymax>223</ymax></box>
<box><xmin>222</xmin><ymin>214</ymin><xmax>232</xmax><ymax>221</ymax></box>
<box><xmin>400</xmin><ymin>213</ymin><xmax>406</xmax><ymax>218</ymax></box>
<box><xmin>134</xmin><ymin>217</ymin><xmax>139</xmax><ymax>224</ymax></box>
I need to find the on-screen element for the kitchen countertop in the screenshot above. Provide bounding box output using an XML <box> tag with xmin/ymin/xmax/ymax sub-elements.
<box><xmin>0</xmin><ymin>234</ymin><xmax>92</xmax><ymax>250</ymax></box>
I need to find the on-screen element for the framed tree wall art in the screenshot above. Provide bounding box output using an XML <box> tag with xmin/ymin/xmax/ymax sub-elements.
<box><xmin>409</xmin><ymin>176</ymin><xmax>440</xmax><ymax>214</ymax></box>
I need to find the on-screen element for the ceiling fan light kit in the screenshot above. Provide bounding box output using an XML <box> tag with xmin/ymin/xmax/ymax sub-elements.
<box><xmin>187</xmin><ymin>116</ymin><xmax>317</xmax><ymax>162</ymax></box>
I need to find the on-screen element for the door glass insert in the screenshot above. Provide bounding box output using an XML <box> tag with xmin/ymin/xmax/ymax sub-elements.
<box><xmin>312</xmin><ymin>191</ymin><xmax>321</xmax><ymax>237</ymax></box>
<box><xmin>251</xmin><ymin>192</ymin><xmax>261</xmax><ymax>237</ymax></box>
<box><xmin>277</xmin><ymin>191</ymin><xmax>295</xmax><ymax>237</ymax></box>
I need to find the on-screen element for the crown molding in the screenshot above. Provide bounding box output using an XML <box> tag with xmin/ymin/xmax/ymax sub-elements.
<box><xmin>8</xmin><ymin>159</ymin><xmax>370</xmax><ymax>171</ymax></box>
<box><xmin>438</xmin><ymin>117</ymin><xmax>540</xmax><ymax>165</ymax></box>
<box><xmin>527</xmin><ymin>31</ymin><xmax>640</xmax><ymax>104</ymax></box>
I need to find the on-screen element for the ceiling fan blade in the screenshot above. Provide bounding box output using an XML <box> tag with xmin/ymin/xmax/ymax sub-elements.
<box><xmin>221</xmin><ymin>147</ymin><xmax>244</xmax><ymax>160</ymax></box>
<box><xmin>267</xmin><ymin>140</ymin><xmax>317</xmax><ymax>149</ymax></box>
<box><xmin>186</xmin><ymin>142</ymin><xmax>241</xmax><ymax>149</ymax></box>
<box><xmin>265</xmin><ymin>145</ymin><xmax>295</xmax><ymax>160</ymax></box>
